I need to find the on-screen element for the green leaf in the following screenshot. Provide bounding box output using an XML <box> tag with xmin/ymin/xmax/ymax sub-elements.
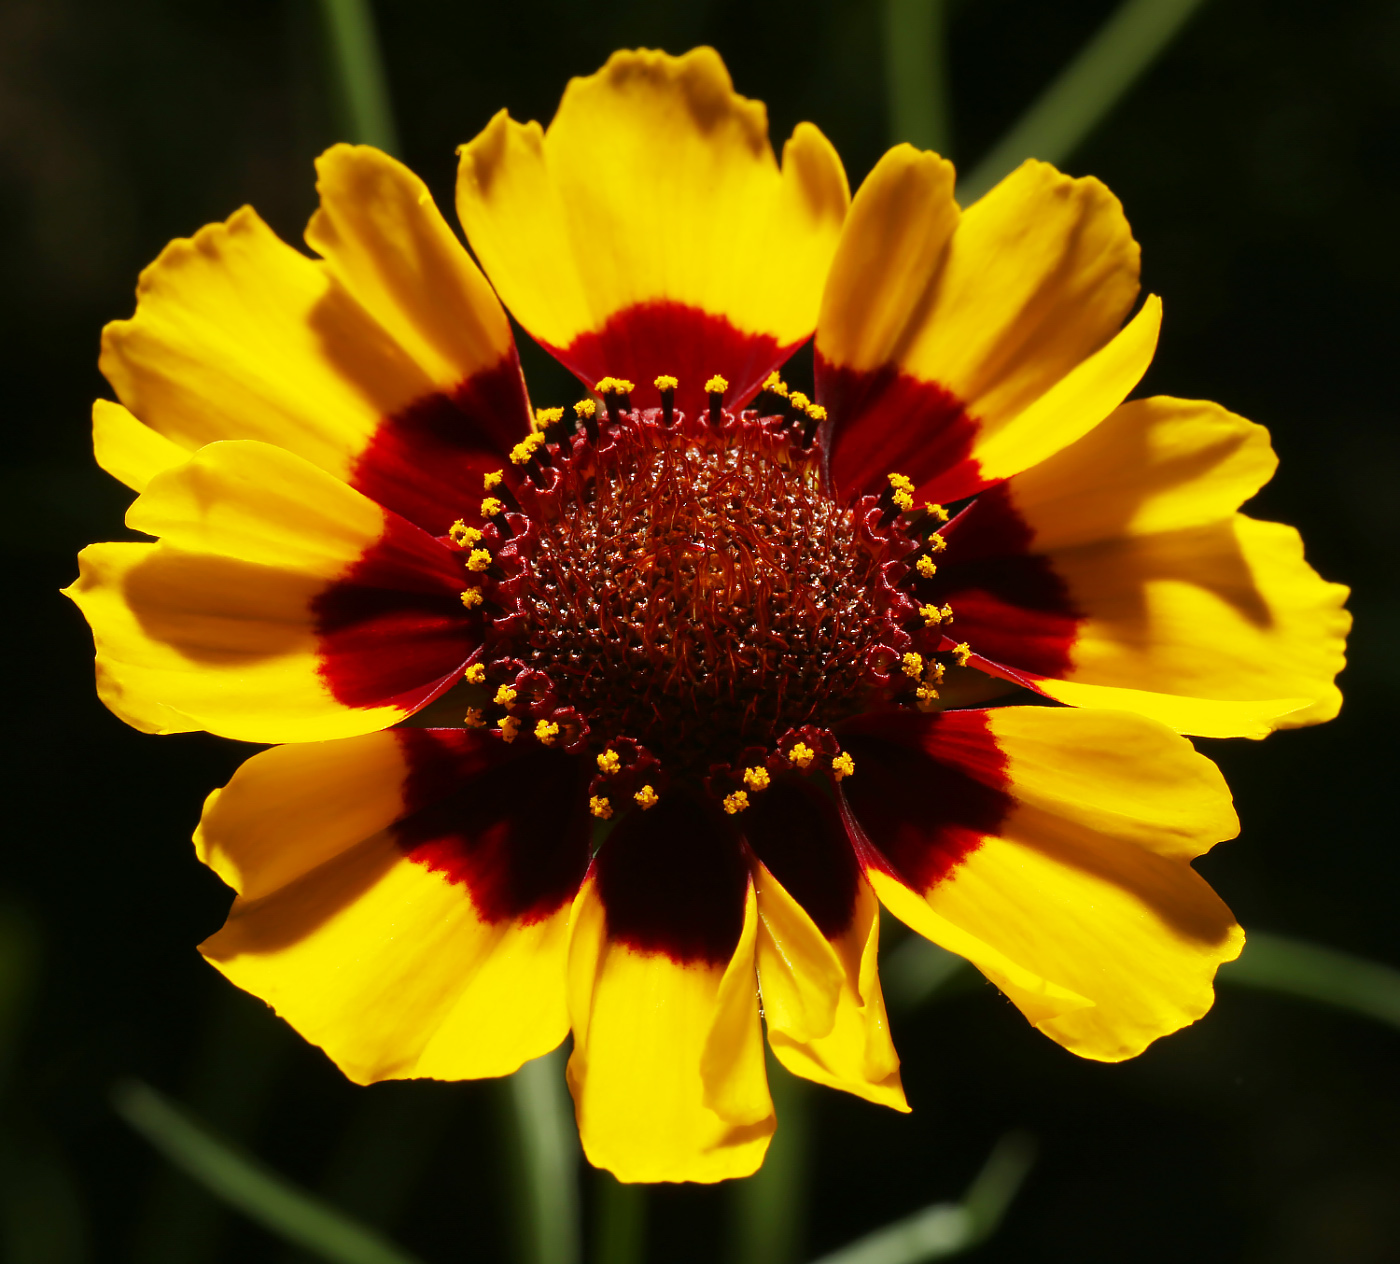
<box><xmin>1221</xmin><ymin>931</ymin><xmax>1400</xmax><ymax>1031</ymax></box>
<box><xmin>112</xmin><ymin>1079</ymin><xmax>423</xmax><ymax>1264</ymax></box>
<box><xmin>315</xmin><ymin>0</ymin><xmax>400</xmax><ymax>154</ymax></box>
<box><xmin>807</xmin><ymin>1133</ymin><xmax>1037</xmax><ymax>1264</ymax></box>
<box><xmin>506</xmin><ymin>1047</ymin><xmax>581</xmax><ymax>1264</ymax></box>
<box><xmin>959</xmin><ymin>0</ymin><xmax>1213</xmax><ymax>202</ymax></box>
<box><xmin>883</xmin><ymin>0</ymin><xmax>953</xmax><ymax>154</ymax></box>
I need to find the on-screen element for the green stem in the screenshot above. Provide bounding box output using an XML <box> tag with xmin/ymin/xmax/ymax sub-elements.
<box><xmin>592</xmin><ymin>1173</ymin><xmax>646</xmax><ymax>1264</ymax></box>
<box><xmin>315</xmin><ymin>0</ymin><xmax>400</xmax><ymax>154</ymax></box>
<box><xmin>506</xmin><ymin>1048</ymin><xmax>581</xmax><ymax>1264</ymax></box>
<box><xmin>959</xmin><ymin>0</ymin><xmax>1213</xmax><ymax>202</ymax></box>
<box><xmin>112</xmin><ymin>1080</ymin><xmax>421</xmax><ymax>1264</ymax></box>
<box><xmin>1221</xmin><ymin>931</ymin><xmax>1400</xmax><ymax>1031</ymax></box>
<box><xmin>729</xmin><ymin>1060</ymin><xmax>808</xmax><ymax>1264</ymax></box>
<box><xmin>882</xmin><ymin>0</ymin><xmax>953</xmax><ymax>154</ymax></box>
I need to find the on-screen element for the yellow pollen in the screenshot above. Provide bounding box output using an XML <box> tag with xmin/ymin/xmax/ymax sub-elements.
<box><xmin>805</xmin><ymin>403</ymin><xmax>827</xmax><ymax>422</ymax></box>
<box><xmin>464</xmin><ymin>663</ymin><xmax>486</xmax><ymax>685</ymax></box>
<box><xmin>534</xmin><ymin>406</ymin><xmax>564</xmax><ymax>430</ymax></box>
<box><xmin>595</xmin><ymin>377</ymin><xmax>634</xmax><ymax>395</ymax></box>
<box><xmin>509</xmin><ymin>434</ymin><xmax>543</xmax><ymax>465</ymax></box>
<box><xmin>500</xmin><ymin>715</ymin><xmax>521</xmax><ymax>742</ymax></box>
<box><xmin>705</xmin><ymin>374</ymin><xmax>729</xmax><ymax>395</ymax></box>
<box><xmin>481</xmin><ymin>497</ymin><xmax>504</xmax><ymax>518</ymax></box>
<box><xmin>483</xmin><ymin>470</ymin><xmax>503</xmax><ymax>490</ymax></box>
<box><xmin>596</xmin><ymin>749</ymin><xmax>621</xmax><ymax>775</ymax></box>
<box><xmin>928</xmin><ymin>533</ymin><xmax>948</xmax><ymax>553</ymax></box>
<box><xmin>466</xmin><ymin>547</ymin><xmax>492</xmax><ymax>572</ymax></box>
<box><xmin>832</xmin><ymin>752</ymin><xmax>855</xmax><ymax>781</ymax></box>
<box><xmin>789</xmin><ymin>391</ymin><xmax>811</xmax><ymax>412</ymax></box>
<box><xmin>888</xmin><ymin>473</ymin><xmax>914</xmax><ymax>492</ymax></box>
<box><xmin>892</xmin><ymin>488</ymin><xmax>915</xmax><ymax>511</ymax></box>
<box><xmin>743</xmin><ymin>765</ymin><xmax>771</xmax><ymax>792</ymax></box>
<box><xmin>915</xmin><ymin>684</ymin><xmax>940</xmax><ymax>711</ymax></box>
<box><xmin>464</xmin><ymin>707</ymin><xmax>486</xmax><ymax>728</ymax></box>
<box><xmin>460</xmin><ymin>588</ymin><xmax>484</xmax><ymax>610</ymax></box>
<box><xmin>723</xmin><ymin>790</ymin><xmax>750</xmax><ymax>814</ymax></box>
<box><xmin>902</xmin><ymin>651</ymin><xmax>924</xmax><ymax>678</ymax></box>
<box><xmin>952</xmin><ymin>642</ymin><xmax>973</xmax><ymax>667</ymax></box>
<box><xmin>448</xmin><ymin>519</ymin><xmax>480</xmax><ymax>547</ymax></box>
<box><xmin>928</xmin><ymin>662</ymin><xmax>946</xmax><ymax>684</ymax></box>
<box><xmin>574</xmin><ymin>398</ymin><xmax>597</xmax><ymax>419</ymax></box>
<box><xmin>493</xmin><ymin>685</ymin><xmax>517</xmax><ymax>708</ymax></box>
<box><xmin>534</xmin><ymin>719</ymin><xmax>560</xmax><ymax>745</ymax></box>
<box><xmin>634</xmin><ymin>785</ymin><xmax>659</xmax><ymax>809</ymax></box>
<box><xmin>653</xmin><ymin>375</ymin><xmax>678</xmax><ymax>391</ymax></box>
<box><xmin>787</xmin><ymin>741</ymin><xmax>815</xmax><ymax>770</ymax></box>
<box><xmin>762</xmin><ymin>371</ymin><xmax>790</xmax><ymax>397</ymax></box>
<box><xmin>589</xmin><ymin>795</ymin><xmax>613</xmax><ymax>820</ymax></box>
<box><xmin>926</xmin><ymin>502</ymin><xmax>950</xmax><ymax>522</ymax></box>
<box><xmin>938</xmin><ymin>603</ymin><xmax>954</xmax><ymax>624</ymax></box>
<box><xmin>916</xmin><ymin>555</ymin><xmax>938</xmax><ymax>578</ymax></box>
<box><xmin>919</xmin><ymin>603</ymin><xmax>944</xmax><ymax>626</ymax></box>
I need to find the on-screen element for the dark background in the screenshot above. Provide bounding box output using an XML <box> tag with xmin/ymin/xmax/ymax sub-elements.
<box><xmin>1</xmin><ymin>0</ymin><xmax>1397</xmax><ymax>1260</ymax></box>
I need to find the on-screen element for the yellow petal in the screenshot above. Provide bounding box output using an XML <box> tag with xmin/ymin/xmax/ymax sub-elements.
<box><xmin>845</xmin><ymin>707</ymin><xmax>1242</xmax><ymax>1060</ymax></box>
<box><xmin>91</xmin><ymin>399</ymin><xmax>186</xmax><ymax>493</ymax></box>
<box><xmin>819</xmin><ymin>153</ymin><xmax>1148</xmax><ymax>501</ymax></box>
<box><xmin>64</xmin><ymin>441</ymin><xmax>473</xmax><ymax>741</ymax></box>
<box><xmin>457</xmin><ymin>47</ymin><xmax>848</xmax><ymax>415</ymax></box>
<box><xmin>566</xmin><ymin>873</ymin><xmax>773</xmax><ymax>1183</ymax></box>
<box><xmin>757</xmin><ymin>868</ymin><xmax>907</xmax><ymax>1111</ymax></box>
<box><xmin>197</xmin><ymin>731</ymin><xmax>589</xmax><ymax>1083</ymax></box>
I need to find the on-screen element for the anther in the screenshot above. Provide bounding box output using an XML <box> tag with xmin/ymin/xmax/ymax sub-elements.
<box><xmin>464</xmin><ymin>663</ymin><xmax>487</xmax><ymax>685</ymax></box>
<box><xmin>916</xmin><ymin>555</ymin><xmax>937</xmax><ymax>579</ymax></box>
<box><xmin>832</xmin><ymin>752</ymin><xmax>855</xmax><ymax>781</ymax></box>
<box><xmin>915</xmin><ymin>684</ymin><xmax>940</xmax><ymax>711</ymax></box>
<box><xmin>466</xmin><ymin>548</ymin><xmax>493</xmax><ymax>573</ymax></box>
<box><xmin>800</xmin><ymin>402</ymin><xmax>827</xmax><ymax>447</ymax></box>
<box><xmin>460</xmin><ymin>588</ymin><xmax>484</xmax><ymax>610</ymax></box>
<box><xmin>743</xmin><ymin>766</ymin><xmax>771</xmax><ymax>792</ymax></box>
<box><xmin>952</xmin><ymin>642</ymin><xmax>973</xmax><ymax>667</ymax></box>
<box><xmin>901</xmin><ymin>651</ymin><xmax>924</xmax><ymax>678</ymax></box>
<box><xmin>634</xmin><ymin>785</ymin><xmax>659</xmax><ymax>810</ymax></box>
<box><xmin>654</xmin><ymin>375</ymin><xmax>678</xmax><ymax>426</ymax></box>
<box><xmin>481</xmin><ymin>497</ymin><xmax>505</xmax><ymax>519</ymax></box>
<box><xmin>723</xmin><ymin>790</ymin><xmax>750</xmax><ymax>814</ymax></box>
<box><xmin>493</xmin><ymin>685</ymin><xmax>517</xmax><ymax>709</ymax></box>
<box><xmin>534</xmin><ymin>719</ymin><xmax>560</xmax><ymax>745</ymax></box>
<box><xmin>918</xmin><ymin>602</ymin><xmax>953</xmax><ymax>626</ymax></box>
<box><xmin>574</xmin><ymin>398</ymin><xmax>599</xmax><ymax>444</ymax></box>
<box><xmin>596</xmin><ymin>749</ymin><xmax>621</xmax><ymax>775</ymax></box>
<box><xmin>464</xmin><ymin>707</ymin><xmax>486</xmax><ymax>728</ymax></box>
<box><xmin>448</xmin><ymin>520</ymin><xmax>482</xmax><ymax>549</ymax></box>
<box><xmin>705</xmin><ymin>375</ymin><xmax>728</xmax><ymax>427</ymax></box>
<box><xmin>925</xmin><ymin>502</ymin><xmax>950</xmax><ymax>522</ymax></box>
<box><xmin>500</xmin><ymin>715</ymin><xmax>521</xmax><ymax>742</ymax></box>
<box><xmin>589</xmin><ymin>795</ymin><xmax>613</xmax><ymax>820</ymax></box>
<box><xmin>483</xmin><ymin>470</ymin><xmax>504</xmax><ymax>491</ymax></box>
<box><xmin>596</xmin><ymin>378</ymin><xmax>633</xmax><ymax>425</ymax></box>
<box><xmin>787</xmin><ymin>741</ymin><xmax>815</xmax><ymax>770</ymax></box>
<box><xmin>927</xmin><ymin>532</ymin><xmax>948</xmax><ymax>554</ymax></box>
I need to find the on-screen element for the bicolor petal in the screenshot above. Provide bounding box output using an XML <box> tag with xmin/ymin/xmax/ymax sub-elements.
<box><xmin>567</xmin><ymin>791</ymin><xmax>772</xmax><ymax>1183</ymax></box>
<box><xmin>99</xmin><ymin>146</ymin><xmax>530</xmax><ymax>535</ymax></box>
<box><xmin>818</xmin><ymin>150</ymin><xmax>1153</xmax><ymax>503</ymax></box>
<box><xmin>457</xmin><ymin>47</ymin><xmax>849</xmax><ymax>417</ymax></box>
<box><xmin>927</xmin><ymin>398</ymin><xmax>1350</xmax><ymax>737</ymax></box>
<box><xmin>64</xmin><ymin>441</ymin><xmax>478</xmax><ymax>742</ymax></box>
<box><xmin>197</xmin><ymin>730</ymin><xmax>592</xmax><ymax>1084</ymax></box>
<box><xmin>841</xmin><ymin>707</ymin><xmax>1243</xmax><ymax>1061</ymax></box>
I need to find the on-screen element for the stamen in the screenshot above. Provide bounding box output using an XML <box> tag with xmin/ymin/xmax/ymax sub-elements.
<box><xmin>916</xmin><ymin>555</ymin><xmax>937</xmax><ymax>579</ymax></box>
<box><xmin>589</xmin><ymin>795</ymin><xmax>613</xmax><ymax>820</ymax></box>
<box><xmin>534</xmin><ymin>406</ymin><xmax>564</xmax><ymax>432</ymax></box>
<box><xmin>800</xmin><ymin>402</ymin><xmax>826</xmax><ymax>447</ymax></box>
<box><xmin>483</xmin><ymin>470</ymin><xmax>504</xmax><ymax>491</ymax></box>
<box><xmin>952</xmin><ymin>642</ymin><xmax>973</xmax><ymax>667</ymax></box>
<box><xmin>901</xmin><ymin>651</ymin><xmax>924</xmax><ymax>678</ymax></box>
<box><xmin>596</xmin><ymin>749</ymin><xmax>621</xmax><ymax>775</ymax></box>
<box><xmin>596</xmin><ymin>377</ymin><xmax>634</xmax><ymax>424</ymax></box>
<box><xmin>915</xmin><ymin>684</ymin><xmax>940</xmax><ymax>711</ymax></box>
<box><xmin>705</xmin><ymin>375</ymin><xmax>728</xmax><ymax>427</ymax></box>
<box><xmin>831</xmin><ymin>752</ymin><xmax>855</xmax><ymax>781</ymax></box>
<box><xmin>925</xmin><ymin>502</ymin><xmax>950</xmax><ymax>522</ymax></box>
<box><xmin>500</xmin><ymin>715</ymin><xmax>521</xmax><ymax>742</ymax></box>
<box><xmin>574</xmin><ymin>398</ymin><xmax>599</xmax><ymax>443</ymax></box>
<box><xmin>654</xmin><ymin>375</ymin><xmax>678</xmax><ymax>426</ymax></box>
<box><xmin>743</xmin><ymin>765</ymin><xmax>771</xmax><ymax>792</ymax></box>
<box><xmin>464</xmin><ymin>707</ymin><xmax>486</xmax><ymax>728</ymax></box>
<box><xmin>918</xmin><ymin>602</ymin><xmax>953</xmax><ymax>626</ymax></box>
<box><xmin>481</xmin><ymin>497</ymin><xmax>505</xmax><ymax>519</ymax></box>
<box><xmin>786</xmin><ymin>741</ymin><xmax>815</xmax><ymax>770</ymax></box>
<box><xmin>460</xmin><ymin>588</ymin><xmax>484</xmax><ymax>610</ymax></box>
<box><xmin>927</xmin><ymin>533</ymin><xmax>947</xmax><ymax>554</ymax></box>
<box><xmin>465</xmin><ymin>663</ymin><xmax>487</xmax><ymax>685</ymax></box>
<box><xmin>723</xmin><ymin>790</ymin><xmax>750</xmax><ymax>814</ymax></box>
<box><xmin>493</xmin><ymin>685</ymin><xmax>517</xmax><ymax>709</ymax></box>
<box><xmin>534</xmin><ymin>719</ymin><xmax>560</xmax><ymax>745</ymax></box>
<box><xmin>466</xmin><ymin>548</ymin><xmax>493</xmax><ymax>573</ymax></box>
<box><xmin>634</xmin><ymin>785</ymin><xmax>659</xmax><ymax>810</ymax></box>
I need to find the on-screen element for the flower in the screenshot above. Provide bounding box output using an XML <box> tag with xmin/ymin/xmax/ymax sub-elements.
<box><xmin>65</xmin><ymin>48</ymin><xmax>1349</xmax><ymax>1184</ymax></box>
